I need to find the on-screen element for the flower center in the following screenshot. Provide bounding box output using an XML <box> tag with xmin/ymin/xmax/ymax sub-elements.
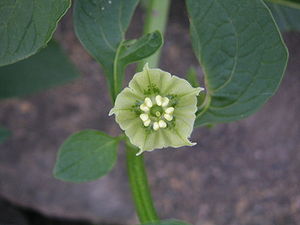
<box><xmin>139</xmin><ymin>95</ymin><xmax>174</xmax><ymax>131</ymax></box>
<box><xmin>150</xmin><ymin>105</ymin><xmax>163</xmax><ymax>117</ymax></box>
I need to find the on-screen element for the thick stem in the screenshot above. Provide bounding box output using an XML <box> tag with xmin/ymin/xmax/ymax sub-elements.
<box><xmin>126</xmin><ymin>143</ymin><xmax>159</xmax><ymax>223</ymax></box>
<box><xmin>138</xmin><ymin>0</ymin><xmax>171</xmax><ymax>70</ymax></box>
<box><xmin>126</xmin><ymin>0</ymin><xmax>170</xmax><ymax>223</ymax></box>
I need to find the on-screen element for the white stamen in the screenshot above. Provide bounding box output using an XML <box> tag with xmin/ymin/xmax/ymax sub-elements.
<box><xmin>143</xmin><ymin>119</ymin><xmax>151</xmax><ymax>127</ymax></box>
<box><xmin>158</xmin><ymin>120</ymin><xmax>167</xmax><ymax>128</ymax></box>
<box><xmin>165</xmin><ymin>107</ymin><xmax>174</xmax><ymax>114</ymax></box>
<box><xmin>155</xmin><ymin>95</ymin><xmax>162</xmax><ymax>106</ymax></box>
<box><xmin>108</xmin><ymin>0</ymin><xmax>112</xmax><ymax>4</ymax></box>
<box><xmin>101</xmin><ymin>7</ymin><xmax>105</xmax><ymax>10</ymax></box>
<box><xmin>164</xmin><ymin>113</ymin><xmax>173</xmax><ymax>121</ymax></box>
<box><xmin>153</xmin><ymin>122</ymin><xmax>159</xmax><ymax>131</ymax></box>
<box><xmin>145</xmin><ymin>97</ymin><xmax>153</xmax><ymax>108</ymax></box>
<box><xmin>140</xmin><ymin>104</ymin><xmax>149</xmax><ymax>112</ymax></box>
<box><xmin>161</xmin><ymin>97</ymin><xmax>169</xmax><ymax>107</ymax></box>
<box><xmin>140</xmin><ymin>114</ymin><xmax>149</xmax><ymax>121</ymax></box>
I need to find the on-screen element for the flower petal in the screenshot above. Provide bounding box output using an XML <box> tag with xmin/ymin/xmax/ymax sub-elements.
<box><xmin>125</xmin><ymin>124</ymin><xmax>148</xmax><ymax>151</ymax></box>
<box><xmin>164</xmin><ymin>76</ymin><xmax>203</xmax><ymax>97</ymax></box>
<box><xmin>115</xmin><ymin>111</ymin><xmax>140</xmax><ymax>130</ymax></box>
<box><xmin>113</xmin><ymin>87</ymin><xmax>143</xmax><ymax>112</ymax></box>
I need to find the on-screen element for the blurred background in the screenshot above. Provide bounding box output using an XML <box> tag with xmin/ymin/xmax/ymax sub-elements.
<box><xmin>0</xmin><ymin>1</ymin><xmax>299</xmax><ymax>225</ymax></box>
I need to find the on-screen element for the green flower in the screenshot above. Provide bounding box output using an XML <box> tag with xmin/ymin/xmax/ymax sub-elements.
<box><xmin>109</xmin><ymin>64</ymin><xmax>204</xmax><ymax>155</ymax></box>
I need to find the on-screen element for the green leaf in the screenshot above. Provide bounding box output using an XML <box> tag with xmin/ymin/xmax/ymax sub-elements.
<box><xmin>267</xmin><ymin>2</ymin><xmax>300</xmax><ymax>32</ymax></box>
<box><xmin>73</xmin><ymin>0</ymin><xmax>139</xmax><ymax>100</ymax></box>
<box><xmin>0</xmin><ymin>0</ymin><xmax>71</xmax><ymax>66</ymax></box>
<box><xmin>139</xmin><ymin>219</ymin><xmax>192</xmax><ymax>225</ymax></box>
<box><xmin>267</xmin><ymin>0</ymin><xmax>300</xmax><ymax>9</ymax></box>
<box><xmin>0</xmin><ymin>40</ymin><xmax>80</xmax><ymax>99</ymax></box>
<box><xmin>0</xmin><ymin>126</ymin><xmax>10</xmax><ymax>144</ymax></box>
<box><xmin>119</xmin><ymin>31</ymin><xmax>163</xmax><ymax>65</ymax></box>
<box><xmin>186</xmin><ymin>0</ymin><xmax>288</xmax><ymax>126</ymax></box>
<box><xmin>53</xmin><ymin>130</ymin><xmax>118</xmax><ymax>183</ymax></box>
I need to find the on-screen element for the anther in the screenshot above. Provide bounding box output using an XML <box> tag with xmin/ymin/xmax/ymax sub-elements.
<box><xmin>143</xmin><ymin>119</ymin><xmax>151</xmax><ymax>127</ymax></box>
<box><xmin>165</xmin><ymin>107</ymin><xmax>174</xmax><ymax>114</ymax></box>
<box><xmin>155</xmin><ymin>95</ymin><xmax>162</xmax><ymax>106</ymax></box>
<box><xmin>164</xmin><ymin>113</ymin><xmax>173</xmax><ymax>121</ymax></box>
<box><xmin>145</xmin><ymin>97</ymin><xmax>153</xmax><ymax>108</ymax></box>
<box><xmin>158</xmin><ymin>120</ymin><xmax>167</xmax><ymax>128</ymax></box>
<box><xmin>161</xmin><ymin>97</ymin><xmax>169</xmax><ymax>107</ymax></box>
<box><xmin>140</xmin><ymin>104</ymin><xmax>149</xmax><ymax>112</ymax></box>
<box><xmin>140</xmin><ymin>114</ymin><xmax>149</xmax><ymax>121</ymax></box>
<box><xmin>153</xmin><ymin>122</ymin><xmax>159</xmax><ymax>131</ymax></box>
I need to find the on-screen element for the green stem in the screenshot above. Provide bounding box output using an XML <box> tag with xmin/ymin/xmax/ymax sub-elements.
<box><xmin>126</xmin><ymin>143</ymin><xmax>159</xmax><ymax>223</ymax></box>
<box><xmin>112</xmin><ymin>46</ymin><xmax>126</xmax><ymax>101</ymax></box>
<box><xmin>126</xmin><ymin>0</ymin><xmax>170</xmax><ymax>223</ymax></box>
<box><xmin>138</xmin><ymin>0</ymin><xmax>171</xmax><ymax>70</ymax></box>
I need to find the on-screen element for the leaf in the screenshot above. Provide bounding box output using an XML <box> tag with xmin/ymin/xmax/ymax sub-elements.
<box><xmin>266</xmin><ymin>0</ymin><xmax>300</xmax><ymax>9</ymax></box>
<box><xmin>73</xmin><ymin>0</ymin><xmax>139</xmax><ymax>99</ymax></box>
<box><xmin>0</xmin><ymin>126</ymin><xmax>10</xmax><ymax>144</ymax></box>
<box><xmin>0</xmin><ymin>40</ymin><xmax>80</xmax><ymax>99</ymax></box>
<box><xmin>53</xmin><ymin>130</ymin><xmax>118</xmax><ymax>182</ymax></box>
<box><xmin>119</xmin><ymin>31</ymin><xmax>163</xmax><ymax>65</ymax></box>
<box><xmin>139</xmin><ymin>219</ymin><xmax>192</xmax><ymax>225</ymax></box>
<box><xmin>0</xmin><ymin>0</ymin><xmax>71</xmax><ymax>66</ymax></box>
<box><xmin>186</xmin><ymin>0</ymin><xmax>288</xmax><ymax>126</ymax></box>
<box><xmin>267</xmin><ymin>2</ymin><xmax>300</xmax><ymax>32</ymax></box>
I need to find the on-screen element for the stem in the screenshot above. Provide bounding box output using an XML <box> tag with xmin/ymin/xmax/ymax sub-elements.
<box><xmin>113</xmin><ymin>39</ymin><xmax>128</xmax><ymax>101</ymax></box>
<box><xmin>138</xmin><ymin>0</ymin><xmax>171</xmax><ymax>70</ymax></box>
<box><xmin>126</xmin><ymin>143</ymin><xmax>159</xmax><ymax>223</ymax></box>
<box><xmin>126</xmin><ymin>0</ymin><xmax>170</xmax><ymax>223</ymax></box>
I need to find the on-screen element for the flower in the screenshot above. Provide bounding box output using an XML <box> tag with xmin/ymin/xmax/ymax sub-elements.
<box><xmin>109</xmin><ymin>64</ymin><xmax>204</xmax><ymax>155</ymax></box>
